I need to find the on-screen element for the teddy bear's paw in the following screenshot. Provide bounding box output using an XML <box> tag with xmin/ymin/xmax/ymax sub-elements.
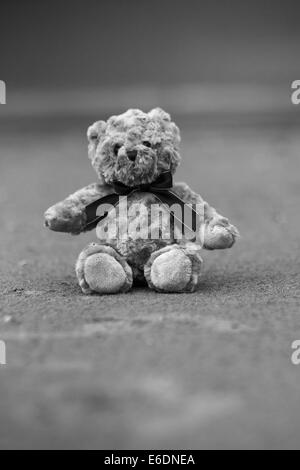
<box><xmin>144</xmin><ymin>244</ymin><xmax>203</xmax><ymax>293</ymax></box>
<box><xmin>76</xmin><ymin>244</ymin><xmax>133</xmax><ymax>295</ymax></box>
<box><xmin>203</xmin><ymin>223</ymin><xmax>239</xmax><ymax>250</ymax></box>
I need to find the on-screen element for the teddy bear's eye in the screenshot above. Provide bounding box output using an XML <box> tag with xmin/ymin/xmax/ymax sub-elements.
<box><xmin>90</xmin><ymin>132</ymin><xmax>98</xmax><ymax>141</ymax></box>
<box><xmin>114</xmin><ymin>144</ymin><xmax>121</xmax><ymax>156</ymax></box>
<box><xmin>142</xmin><ymin>141</ymin><xmax>152</xmax><ymax>148</ymax></box>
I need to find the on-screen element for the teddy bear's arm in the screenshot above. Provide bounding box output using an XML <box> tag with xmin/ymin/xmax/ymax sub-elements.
<box><xmin>44</xmin><ymin>183</ymin><xmax>112</xmax><ymax>234</ymax></box>
<box><xmin>172</xmin><ymin>182</ymin><xmax>239</xmax><ymax>249</ymax></box>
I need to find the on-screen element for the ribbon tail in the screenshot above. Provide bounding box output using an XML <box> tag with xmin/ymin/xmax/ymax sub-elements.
<box><xmin>83</xmin><ymin>193</ymin><xmax>124</xmax><ymax>231</ymax></box>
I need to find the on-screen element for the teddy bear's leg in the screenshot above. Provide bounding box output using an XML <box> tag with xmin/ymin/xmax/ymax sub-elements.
<box><xmin>144</xmin><ymin>243</ymin><xmax>203</xmax><ymax>293</ymax></box>
<box><xmin>76</xmin><ymin>243</ymin><xmax>133</xmax><ymax>295</ymax></box>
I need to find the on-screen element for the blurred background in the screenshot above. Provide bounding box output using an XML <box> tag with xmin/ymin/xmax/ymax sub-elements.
<box><xmin>0</xmin><ymin>0</ymin><xmax>299</xmax><ymax>121</ymax></box>
<box><xmin>2</xmin><ymin>0</ymin><xmax>299</xmax><ymax>87</ymax></box>
<box><xmin>0</xmin><ymin>0</ymin><xmax>300</xmax><ymax>450</ymax></box>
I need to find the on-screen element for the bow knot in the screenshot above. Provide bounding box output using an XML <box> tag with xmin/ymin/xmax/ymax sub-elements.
<box><xmin>111</xmin><ymin>172</ymin><xmax>173</xmax><ymax>196</ymax></box>
<box><xmin>84</xmin><ymin>171</ymin><xmax>199</xmax><ymax>235</ymax></box>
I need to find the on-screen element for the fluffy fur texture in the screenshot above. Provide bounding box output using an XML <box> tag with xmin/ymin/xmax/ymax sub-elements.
<box><xmin>45</xmin><ymin>108</ymin><xmax>239</xmax><ymax>294</ymax></box>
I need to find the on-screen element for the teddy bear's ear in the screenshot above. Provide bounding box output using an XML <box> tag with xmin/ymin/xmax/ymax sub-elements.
<box><xmin>148</xmin><ymin>107</ymin><xmax>171</xmax><ymax>122</ymax></box>
<box><xmin>87</xmin><ymin>120</ymin><xmax>107</xmax><ymax>143</ymax></box>
<box><xmin>149</xmin><ymin>108</ymin><xmax>181</xmax><ymax>146</ymax></box>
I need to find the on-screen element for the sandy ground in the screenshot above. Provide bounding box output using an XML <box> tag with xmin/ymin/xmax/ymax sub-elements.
<box><xmin>0</xmin><ymin>113</ymin><xmax>300</xmax><ymax>449</ymax></box>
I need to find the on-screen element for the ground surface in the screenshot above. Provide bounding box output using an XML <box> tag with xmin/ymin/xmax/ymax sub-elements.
<box><xmin>0</xmin><ymin>113</ymin><xmax>300</xmax><ymax>449</ymax></box>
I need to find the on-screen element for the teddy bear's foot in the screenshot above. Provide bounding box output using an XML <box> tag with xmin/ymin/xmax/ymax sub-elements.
<box><xmin>76</xmin><ymin>243</ymin><xmax>133</xmax><ymax>295</ymax></box>
<box><xmin>144</xmin><ymin>244</ymin><xmax>203</xmax><ymax>293</ymax></box>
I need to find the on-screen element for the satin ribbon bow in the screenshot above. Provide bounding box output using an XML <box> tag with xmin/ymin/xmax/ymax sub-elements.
<box><xmin>84</xmin><ymin>171</ymin><xmax>199</xmax><ymax>234</ymax></box>
<box><xmin>110</xmin><ymin>171</ymin><xmax>174</xmax><ymax>196</ymax></box>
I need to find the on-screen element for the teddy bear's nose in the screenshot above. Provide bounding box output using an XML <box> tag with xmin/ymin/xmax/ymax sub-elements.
<box><xmin>127</xmin><ymin>150</ymin><xmax>138</xmax><ymax>162</ymax></box>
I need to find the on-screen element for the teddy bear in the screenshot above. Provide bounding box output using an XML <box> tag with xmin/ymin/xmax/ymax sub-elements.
<box><xmin>44</xmin><ymin>108</ymin><xmax>239</xmax><ymax>294</ymax></box>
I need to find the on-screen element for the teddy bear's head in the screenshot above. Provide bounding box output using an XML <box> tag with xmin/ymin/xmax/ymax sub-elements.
<box><xmin>87</xmin><ymin>108</ymin><xmax>181</xmax><ymax>187</ymax></box>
